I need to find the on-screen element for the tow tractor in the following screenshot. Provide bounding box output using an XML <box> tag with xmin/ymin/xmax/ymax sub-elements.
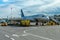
<box><xmin>20</xmin><ymin>20</ymin><xmax>30</xmax><ymax>26</ymax></box>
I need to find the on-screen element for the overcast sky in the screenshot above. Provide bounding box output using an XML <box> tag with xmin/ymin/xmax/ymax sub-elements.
<box><xmin>0</xmin><ymin>0</ymin><xmax>60</xmax><ymax>18</ymax></box>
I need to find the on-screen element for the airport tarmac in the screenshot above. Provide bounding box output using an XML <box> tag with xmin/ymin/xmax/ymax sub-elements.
<box><xmin>0</xmin><ymin>25</ymin><xmax>60</xmax><ymax>40</ymax></box>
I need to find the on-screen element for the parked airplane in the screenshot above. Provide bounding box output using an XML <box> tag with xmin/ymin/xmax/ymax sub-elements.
<box><xmin>21</xmin><ymin>9</ymin><xmax>49</xmax><ymax>22</ymax></box>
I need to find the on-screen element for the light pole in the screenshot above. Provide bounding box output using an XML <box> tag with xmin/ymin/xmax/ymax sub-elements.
<box><xmin>11</xmin><ymin>7</ymin><xmax>12</xmax><ymax>19</ymax></box>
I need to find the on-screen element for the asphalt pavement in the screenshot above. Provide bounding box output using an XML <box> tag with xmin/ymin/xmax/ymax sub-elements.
<box><xmin>0</xmin><ymin>25</ymin><xmax>60</xmax><ymax>40</ymax></box>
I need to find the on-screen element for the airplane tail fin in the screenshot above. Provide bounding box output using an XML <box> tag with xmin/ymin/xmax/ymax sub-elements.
<box><xmin>21</xmin><ymin>9</ymin><xmax>24</xmax><ymax>18</ymax></box>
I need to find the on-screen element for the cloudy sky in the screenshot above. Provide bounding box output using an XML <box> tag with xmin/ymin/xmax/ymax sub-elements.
<box><xmin>0</xmin><ymin>0</ymin><xmax>60</xmax><ymax>18</ymax></box>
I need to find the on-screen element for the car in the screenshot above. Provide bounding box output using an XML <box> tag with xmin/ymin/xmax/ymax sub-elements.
<box><xmin>0</xmin><ymin>20</ymin><xmax>8</xmax><ymax>26</ymax></box>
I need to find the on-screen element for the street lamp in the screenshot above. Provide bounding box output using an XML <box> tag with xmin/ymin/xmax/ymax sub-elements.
<box><xmin>11</xmin><ymin>7</ymin><xmax>12</xmax><ymax>19</ymax></box>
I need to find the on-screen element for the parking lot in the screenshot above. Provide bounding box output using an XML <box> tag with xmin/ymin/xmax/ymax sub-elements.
<box><xmin>0</xmin><ymin>25</ymin><xmax>60</xmax><ymax>40</ymax></box>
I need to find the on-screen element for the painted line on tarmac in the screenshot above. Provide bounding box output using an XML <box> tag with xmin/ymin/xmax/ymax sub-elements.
<box><xmin>12</xmin><ymin>27</ymin><xmax>38</xmax><ymax>37</ymax></box>
<box><xmin>21</xmin><ymin>33</ymin><xmax>53</xmax><ymax>40</ymax></box>
<box><xmin>12</xmin><ymin>33</ymin><xmax>53</xmax><ymax>40</ymax></box>
<box><xmin>23</xmin><ymin>30</ymin><xmax>53</xmax><ymax>40</ymax></box>
<box><xmin>5</xmin><ymin>34</ymin><xmax>10</xmax><ymax>38</ymax></box>
<box><xmin>21</xmin><ymin>33</ymin><xmax>29</xmax><ymax>36</ymax></box>
<box><xmin>11</xmin><ymin>28</ymin><xmax>53</xmax><ymax>40</ymax></box>
<box><xmin>12</xmin><ymin>34</ymin><xmax>19</xmax><ymax>37</ymax></box>
<box><xmin>12</xmin><ymin>27</ymin><xmax>37</xmax><ymax>37</ymax></box>
<box><xmin>23</xmin><ymin>27</ymin><xmax>38</xmax><ymax>33</ymax></box>
<box><xmin>5</xmin><ymin>34</ymin><xmax>15</xmax><ymax>40</ymax></box>
<box><xmin>12</xmin><ymin>33</ymin><xmax>29</xmax><ymax>37</ymax></box>
<box><xmin>10</xmin><ymin>38</ymin><xmax>15</xmax><ymax>40</ymax></box>
<box><xmin>28</xmin><ymin>33</ymin><xmax>53</xmax><ymax>40</ymax></box>
<box><xmin>24</xmin><ymin>30</ymin><xmax>26</xmax><ymax>33</ymax></box>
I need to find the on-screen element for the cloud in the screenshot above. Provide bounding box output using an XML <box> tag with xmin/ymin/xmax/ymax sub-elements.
<box><xmin>3</xmin><ymin>0</ymin><xmax>8</xmax><ymax>2</ymax></box>
<box><xmin>0</xmin><ymin>4</ymin><xmax>21</xmax><ymax>18</ymax></box>
<box><xmin>22</xmin><ymin>0</ymin><xmax>60</xmax><ymax>16</ymax></box>
<box><xmin>0</xmin><ymin>0</ymin><xmax>60</xmax><ymax>18</ymax></box>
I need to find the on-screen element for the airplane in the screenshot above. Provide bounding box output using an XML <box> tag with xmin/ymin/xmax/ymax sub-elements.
<box><xmin>4</xmin><ymin>9</ymin><xmax>50</xmax><ymax>26</ymax></box>
<box><xmin>20</xmin><ymin>9</ymin><xmax>49</xmax><ymax>22</ymax></box>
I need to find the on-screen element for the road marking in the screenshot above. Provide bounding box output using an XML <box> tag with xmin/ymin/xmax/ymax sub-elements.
<box><xmin>23</xmin><ymin>30</ymin><xmax>53</xmax><ymax>40</ymax></box>
<box><xmin>23</xmin><ymin>27</ymin><xmax>38</xmax><ymax>33</ymax></box>
<box><xmin>5</xmin><ymin>34</ymin><xmax>15</xmax><ymax>40</ymax></box>
<box><xmin>28</xmin><ymin>33</ymin><xmax>53</xmax><ymax>40</ymax></box>
<box><xmin>21</xmin><ymin>33</ymin><xmax>29</xmax><ymax>36</ymax></box>
<box><xmin>5</xmin><ymin>34</ymin><xmax>10</xmax><ymax>38</ymax></box>
<box><xmin>12</xmin><ymin>34</ymin><xmax>19</xmax><ymax>37</ymax></box>
<box><xmin>10</xmin><ymin>38</ymin><xmax>15</xmax><ymax>40</ymax></box>
<box><xmin>24</xmin><ymin>31</ymin><xmax>26</xmax><ymax>33</ymax></box>
<box><xmin>12</xmin><ymin>33</ymin><xmax>28</xmax><ymax>37</ymax></box>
